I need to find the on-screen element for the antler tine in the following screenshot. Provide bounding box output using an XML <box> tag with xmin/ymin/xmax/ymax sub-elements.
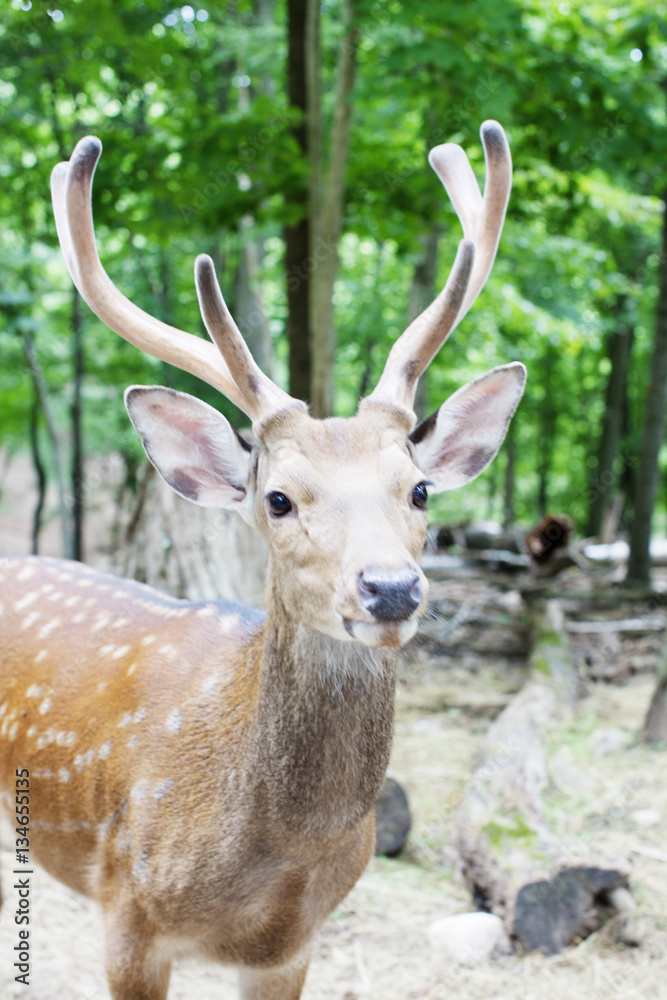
<box><xmin>51</xmin><ymin>136</ymin><xmax>249</xmax><ymax>414</ymax></box>
<box><xmin>367</xmin><ymin>121</ymin><xmax>511</xmax><ymax>414</ymax></box>
<box><xmin>194</xmin><ymin>254</ymin><xmax>296</xmax><ymax>424</ymax></box>
<box><xmin>429</xmin><ymin>120</ymin><xmax>512</xmax><ymax>322</ymax></box>
<box><xmin>367</xmin><ymin>239</ymin><xmax>475</xmax><ymax>409</ymax></box>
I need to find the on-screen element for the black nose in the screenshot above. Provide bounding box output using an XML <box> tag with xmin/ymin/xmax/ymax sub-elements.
<box><xmin>358</xmin><ymin>570</ymin><xmax>422</xmax><ymax>622</ymax></box>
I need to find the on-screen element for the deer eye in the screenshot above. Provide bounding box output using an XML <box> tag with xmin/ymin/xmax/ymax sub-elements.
<box><xmin>266</xmin><ymin>491</ymin><xmax>292</xmax><ymax>517</ymax></box>
<box><xmin>411</xmin><ymin>482</ymin><xmax>429</xmax><ymax>509</ymax></box>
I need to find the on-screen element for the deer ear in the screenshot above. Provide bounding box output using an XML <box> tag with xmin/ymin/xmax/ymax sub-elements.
<box><xmin>124</xmin><ymin>386</ymin><xmax>253</xmax><ymax>510</ymax></box>
<box><xmin>409</xmin><ymin>363</ymin><xmax>526</xmax><ymax>493</ymax></box>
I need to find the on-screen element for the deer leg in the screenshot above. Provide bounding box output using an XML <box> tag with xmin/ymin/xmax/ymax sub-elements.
<box><xmin>103</xmin><ymin>910</ymin><xmax>171</xmax><ymax>1000</ymax></box>
<box><xmin>238</xmin><ymin>955</ymin><xmax>311</xmax><ymax>1000</ymax></box>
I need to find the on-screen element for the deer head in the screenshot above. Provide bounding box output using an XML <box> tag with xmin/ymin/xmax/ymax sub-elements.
<box><xmin>51</xmin><ymin>122</ymin><xmax>525</xmax><ymax>649</ymax></box>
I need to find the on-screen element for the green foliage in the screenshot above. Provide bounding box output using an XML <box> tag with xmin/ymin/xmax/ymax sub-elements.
<box><xmin>1</xmin><ymin>0</ymin><xmax>667</xmax><ymax>542</ymax></box>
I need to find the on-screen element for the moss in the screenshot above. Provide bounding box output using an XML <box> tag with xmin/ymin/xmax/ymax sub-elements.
<box><xmin>482</xmin><ymin>810</ymin><xmax>536</xmax><ymax>849</ymax></box>
<box><xmin>533</xmin><ymin>654</ymin><xmax>551</xmax><ymax>676</ymax></box>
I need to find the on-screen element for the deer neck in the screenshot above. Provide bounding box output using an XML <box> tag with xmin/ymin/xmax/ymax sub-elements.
<box><xmin>249</xmin><ymin>580</ymin><xmax>397</xmax><ymax>840</ymax></box>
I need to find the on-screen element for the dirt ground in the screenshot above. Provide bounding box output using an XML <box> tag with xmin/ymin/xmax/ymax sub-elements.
<box><xmin>1</xmin><ymin>452</ymin><xmax>667</xmax><ymax>999</ymax></box>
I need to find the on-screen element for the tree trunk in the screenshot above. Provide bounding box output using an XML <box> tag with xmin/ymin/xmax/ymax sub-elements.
<box><xmin>587</xmin><ymin>300</ymin><xmax>633</xmax><ymax>539</ymax></box>
<box><xmin>628</xmin><ymin>193</ymin><xmax>667</xmax><ymax>586</ymax></box>
<box><xmin>284</xmin><ymin>0</ymin><xmax>313</xmax><ymax>402</ymax></box>
<box><xmin>70</xmin><ymin>287</ymin><xmax>84</xmax><ymax>561</ymax></box>
<box><xmin>28</xmin><ymin>390</ymin><xmax>46</xmax><ymax>556</ymax></box>
<box><xmin>503</xmin><ymin>419</ymin><xmax>516</xmax><ymax>530</ymax></box>
<box><xmin>310</xmin><ymin>0</ymin><xmax>359</xmax><ymax>417</ymax></box>
<box><xmin>22</xmin><ymin>331</ymin><xmax>74</xmax><ymax>559</ymax></box>
<box><xmin>408</xmin><ymin>227</ymin><xmax>441</xmax><ymax>421</ymax></box>
<box><xmin>536</xmin><ymin>344</ymin><xmax>557</xmax><ymax>515</ymax></box>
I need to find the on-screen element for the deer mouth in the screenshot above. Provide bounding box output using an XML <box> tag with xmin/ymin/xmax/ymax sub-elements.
<box><xmin>342</xmin><ymin>617</ymin><xmax>419</xmax><ymax>648</ymax></box>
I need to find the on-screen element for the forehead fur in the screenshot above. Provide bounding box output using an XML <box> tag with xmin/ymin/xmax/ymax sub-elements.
<box><xmin>259</xmin><ymin>401</ymin><xmax>414</xmax><ymax>457</ymax></box>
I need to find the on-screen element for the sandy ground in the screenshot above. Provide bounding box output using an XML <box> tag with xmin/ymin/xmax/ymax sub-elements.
<box><xmin>1</xmin><ymin>451</ymin><xmax>667</xmax><ymax>998</ymax></box>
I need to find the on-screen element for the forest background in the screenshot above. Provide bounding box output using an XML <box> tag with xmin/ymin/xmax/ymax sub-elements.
<box><xmin>1</xmin><ymin>0</ymin><xmax>666</xmax><ymax>584</ymax></box>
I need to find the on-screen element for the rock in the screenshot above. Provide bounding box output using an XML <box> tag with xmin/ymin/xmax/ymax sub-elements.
<box><xmin>631</xmin><ymin>808</ymin><xmax>661</xmax><ymax>828</ymax></box>
<box><xmin>375</xmin><ymin>777</ymin><xmax>411</xmax><ymax>856</ymax></box>
<box><xmin>608</xmin><ymin>886</ymin><xmax>636</xmax><ymax>913</ymax></box>
<box><xmin>427</xmin><ymin>911</ymin><xmax>510</xmax><ymax>964</ymax></box>
<box><xmin>588</xmin><ymin>727</ymin><xmax>630</xmax><ymax>756</ymax></box>
<box><xmin>513</xmin><ymin>866</ymin><xmax>627</xmax><ymax>955</ymax></box>
<box><xmin>618</xmin><ymin>913</ymin><xmax>650</xmax><ymax>947</ymax></box>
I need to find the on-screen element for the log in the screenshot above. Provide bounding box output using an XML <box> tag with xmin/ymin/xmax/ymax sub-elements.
<box><xmin>453</xmin><ymin>600</ymin><xmax>630</xmax><ymax>954</ymax></box>
<box><xmin>566</xmin><ymin>617</ymin><xmax>665</xmax><ymax>634</ymax></box>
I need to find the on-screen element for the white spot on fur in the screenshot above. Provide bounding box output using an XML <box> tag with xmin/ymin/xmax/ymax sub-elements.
<box><xmin>117</xmin><ymin>711</ymin><xmax>133</xmax><ymax>727</ymax></box>
<box><xmin>196</xmin><ymin>605</ymin><xmax>215</xmax><ymax>618</ymax></box>
<box><xmin>64</xmin><ymin>595</ymin><xmax>78</xmax><ymax>608</ymax></box>
<box><xmin>97</xmin><ymin>682</ymin><xmax>108</xmax><ymax>693</ymax></box>
<box><xmin>153</xmin><ymin>779</ymin><xmax>172</xmax><ymax>801</ymax></box>
<box><xmin>218</xmin><ymin>614</ymin><xmax>238</xmax><ymax>634</ymax></box>
<box><xmin>127</xmin><ymin>662</ymin><xmax>137</xmax><ymax>676</ymax></box>
<box><xmin>21</xmin><ymin>611</ymin><xmax>40</xmax><ymax>630</ymax></box>
<box><xmin>112</xmin><ymin>617</ymin><xmax>131</xmax><ymax>629</ymax></box>
<box><xmin>98</xmin><ymin>741</ymin><xmax>112</xmax><ymax>760</ymax></box>
<box><xmin>200</xmin><ymin>673</ymin><xmax>220</xmax><ymax>696</ymax></box>
<box><xmin>134</xmin><ymin>707</ymin><xmax>147</xmax><ymax>724</ymax></box>
<box><xmin>127</xmin><ymin>735</ymin><xmax>139</xmax><ymax>749</ymax></box>
<box><xmin>46</xmin><ymin>590</ymin><xmax>63</xmax><ymax>601</ymax></box>
<box><xmin>112</xmin><ymin>645</ymin><xmax>132</xmax><ymax>659</ymax></box>
<box><xmin>92</xmin><ymin>614</ymin><xmax>112</xmax><ymax>632</ymax></box>
<box><xmin>59</xmin><ymin>767</ymin><xmax>71</xmax><ymax>783</ymax></box>
<box><xmin>159</xmin><ymin>644</ymin><xmax>177</xmax><ymax>659</ymax></box>
<box><xmin>141</xmin><ymin>634</ymin><xmax>157</xmax><ymax>646</ymax></box>
<box><xmin>56</xmin><ymin>730</ymin><xmax>77</xmax><ymax>747</ymax></box>
<box><xmin>38</xmin><ymin>618</ymin><xmax>61</xmax><ymax>638</ymax></box>
<box><xmin>100</xmin><ymin>644</ymin><xmax>116</xmax><ymax>656</ymax></box>
<box><xmin>26</xmin><ymin>684</ymin><xmax>42</xmax><ymax>698</ymax></box>
<box><xmin>17</xmin><ymin>565</ymin><xmax>35</xmax><ymax>581</ymax></box>
<box><xmin>131</xmin><ymin>780</ymin><xmax>148</xmax><ymax>802</ymax></box>
<box><xmin>33</xmin><ymin>768</ymin><xmax>53</xmax><ymax>779</ymax></box>
<box><xmin>27</xmin><ymin>726</ymin><xmax>37</xmax><ymax>738</ymax></box>
<box><xmin>74</xmin><ymin>749</ymin><xmax>95</xmax><ymax>771</ymax></box>
<box><xmin>8</xmin><ymin>721</ymin><xmax>19</xmax><ymax>741</ymax></box>
<box><xmin>165</xmin><ymin>709</ymin><xmax>182</xmax><ymax>733</ymax></box>
<box><xmin>38</xmin><ymin>697</ymin><xmax>52</xmax><ymax>715</ymax></box>
<box><xmin>15</xmin><ymin>591</ymin><xmax>39</xmax><ymax>612</ymax></box>
<box><xmin>72</xmin><ymin>613</ymin><xmax>85</xmax><ymax>625</ymax></box>
<box><xmin>0</xmin><ymin>703</ymin><xmax>6</xmax><ymax>717</ymax></box>
<box><xmin>35</xmin><ymin>649</ymin><xmax>48</xmax><ymax>664</ymax></box>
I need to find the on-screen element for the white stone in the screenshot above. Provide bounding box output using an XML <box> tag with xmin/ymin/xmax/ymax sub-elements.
<box><xmin>427</xmin><ymin>911</ymin><xmax>509</xmax><ymax>964</ymax></box>
<box><xmin>631</xmin><ymin>808</ymin><xmax>661</xmax><ymax>828</ymax></box>
<box><xmin>588</xmin><ymin>727</ymin><xmax>630</xmax><ymax>756</ymax></box>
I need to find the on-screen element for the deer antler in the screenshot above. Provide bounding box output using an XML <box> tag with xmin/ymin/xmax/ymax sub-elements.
<box><xmin>368</xmin><ymin>120</ymin><xmax>512</xmax><ymax>412</ymax></box>
<box><xmin>51</xmin><ymin>136</ymin><xmax>296</xmax><ymax>422</ymax></box>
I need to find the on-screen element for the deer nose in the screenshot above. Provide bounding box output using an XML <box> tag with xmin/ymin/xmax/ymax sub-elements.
<box><xmin>357</xmin><ymin>569</ymin><xmax>422</xmax><ymax>622</ymax></box>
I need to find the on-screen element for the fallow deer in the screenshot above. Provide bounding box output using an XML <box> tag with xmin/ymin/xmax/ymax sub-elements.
<box><xmin>0</xmin><ymin>121</ymin><xmax>525</xmax><ymax>999</ymax></box>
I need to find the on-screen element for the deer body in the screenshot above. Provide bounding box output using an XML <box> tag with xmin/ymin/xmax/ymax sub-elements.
<box><xmin>0</xmin><ymin>122</ymin><xmax>525</xmax><ymax>998</ymax></box>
